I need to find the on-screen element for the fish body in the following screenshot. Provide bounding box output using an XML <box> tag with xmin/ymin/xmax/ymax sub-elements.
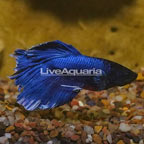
<box><xmin>10</xmin><ymin>40</ymin><xmax>137</xmax><ymax>111</ymax></box>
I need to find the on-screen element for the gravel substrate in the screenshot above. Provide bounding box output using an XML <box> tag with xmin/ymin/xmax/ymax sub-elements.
<box><xmin>0</xmin><ymin>71</ymin><xmax>144</xmax><ymax>144</ymax></box>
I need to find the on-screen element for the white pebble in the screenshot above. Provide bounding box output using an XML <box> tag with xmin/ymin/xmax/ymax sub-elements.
<box><xmin>4</xmin><ymin>94</ymin><xmax>10</xmax><ymax>99</ymax></box>
<box><xmin>70</xmin><ymin>125</ymin><xmax>75</xmax><ymax>130</ymax></box>
<box><xmin>0</xmin><ymin>116</ymin><xmax>6</xmax><ymax>122</ymax></box>
<box><xmin>107</xmin><ymin>134</ymin><xmax>112</xmax><ymax>144</ymax></box>
<box><xmin>130</xmin><ymin>139</ymin><xmax>135</xmax><ymax>144</ymax></box>
<box><xmin>84</xmin><ymin>126</ymin><xmax>94</xmax><ymax>135</ymax></box>
<box><xmin>78</xmin><ymin>101</ymin><xmax>84</xmax><ymax>107</ymax></box>
<box><xmin>24</xmin><ymin>118</ymin><xmax>29</xmax><ymax>124</ymax></box>
<box><xmin>126</xmin><ymin>100</ymin><xmax>131</xmax><ymax>104</ymax></box>
<box><xmin>18</xmin><ymin>137</ymin><xmax>23</xmax><ymax>142</ymax></box>
<box><xmin>12</xmin><ymin>107</ymin><xmax>19</xmax><ymax>113</ymax></box>
<box><xmin>110</xmin><ymin>100</ymin><xmax>115</xmax><ymax>106</ymax></box>
<box><xmin>119</xmin><ymin>123</ymin><xmax>131</xmax><ymax>132</ymax></box>
<box><xmin>86</xmin><ymin>139</ymin><xmax>89</xmax><ymax>143</ymax></box>
<box><xmin>72</xmin><ymin>105</ymin><xmax>79</xmax><ymax>111</ymax></box>
<box><xmin>139</xmin><ymin>140</ymin><xmax>144</xmax><ymax>144</ymax></box>
<box><xmin>132</xmin><ymin>116</ymin><xmax>143</xmax><ymax>120</ymax></box>
<box><xmin>0</xmin><ymin>136</ymin><xmax>7</xmax><ymax>144</ymax></box>
<box><xmin>88</xmin><ymin>134</ymin><xmax>92</xmax><ymax>139</ymax></box>
<box><xmin>0</xmin><ymin>117</ymin><xmax>9</xmax><ymax>126</ymax></box>
<box><xmin>115</xmin><ymin>95</ymin><xmax>123</xmax><ymax>102</ymax></box>
<box><xmin>3</xmin><ymin>118</ymin><xmax>10</xmax><ymax>126</ymax></box>
<box><xmin>5</xmin><ymin>133</ymin><xmax>11</xmax><ymax>139</ymax></box>
<box><xmin>86</xmin><ymin>134</ymin><xmax>92</xmax><ymax>143</ymax></box>
<box><xmin>102</xmin><ymin>109</ymin><xmax>110</xmax><ymax>114</ymax></box>
<box><xmin>47</xmin><ymin>141</ymin><xmax>53</xmax><ymax>144</ymax></box>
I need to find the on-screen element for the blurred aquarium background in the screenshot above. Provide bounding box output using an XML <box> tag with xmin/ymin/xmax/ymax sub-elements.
<box><xmin>0</xmin><ymin>1</ymin><xmax>144</xmax><ymax>144</ymax></box>
<box><xmin>0</xmin><ymin>0</ymin><xmax>144</xmax><ymax>77</ymax></box>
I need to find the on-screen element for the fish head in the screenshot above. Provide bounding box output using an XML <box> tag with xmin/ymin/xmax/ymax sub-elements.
<box><xmin>105</xmin><ymin>62</ymin><xmax>137</xmax><ymax>88</ymax></box>
<box><xmin>92</xmin><ymin>61</ymin><xmax>137</xmax><ymax>91</ymax></box>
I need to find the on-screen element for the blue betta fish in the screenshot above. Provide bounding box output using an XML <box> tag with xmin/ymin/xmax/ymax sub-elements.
<box><xmin>10</xmin><ymin>40</ymin><xmax>137</xmax><ymax>111</ymax></box>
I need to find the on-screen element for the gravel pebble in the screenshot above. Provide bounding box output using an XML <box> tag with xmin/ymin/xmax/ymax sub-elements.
<box><xmin>0</xmin><ymin>75</ymin><xmax>144</xmax><ymax>143</ymax></box>
<box><xmin>78</xmin><ymin>101</ymin><xmax>84</xmax><ymax>107</ymax></box>
<box><xmin>5</xmin><ymin>125</ymin><xmax>15</xmax><ymax>132</ymax></box>
<box><xmin>86</xmin><ymin>134</ymin><xmax>92</xmax><ymax>143</ymax></box>
<box><xmin>84</xmin><ymin>126</ymin><xmax>94</xmax><ymax>135</ymax></box>
<box><xmin>5</xmin><ymin>133</ymin><xmax>11</xmax><ymax>139</ymax></box>
<box><xmin>119</xmin><ymin>123</ymin><xmax>131</xmax><ymax>132</ymax></box>
<box><xmin>72</xmin><ymin>105</ymin><xmax>79</xmax><ymax>111</ymax></box>
<box><xmin>93</xmin><ymin>134</ymin><xmax>102</xmax><ymax>144</ymax></box>
<box><xmin>132</xmin><ymin>116</ymin><xmax>143</xmax><ymax>120</ymax></box>
<box><xmin>0</xmin><ymin>136</ymin><xmax>8</xmax><ymax>144</ymax></box>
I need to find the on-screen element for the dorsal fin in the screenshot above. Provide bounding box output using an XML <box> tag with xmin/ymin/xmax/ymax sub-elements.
<box><xmin>10</xmin><ymin>40</ymin><xmax>81</xmax><ymax>74</ymax></box>
<box><xmin>30</xmin><ymin>40</ymin><xmax>81</xmax><ymax>56</ymax></box>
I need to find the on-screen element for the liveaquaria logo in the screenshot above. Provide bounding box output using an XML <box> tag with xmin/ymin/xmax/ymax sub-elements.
<box><xmin>40</xmin><ymin>68</ymin><xmax>104</xmax><ymax>76</ymax></box>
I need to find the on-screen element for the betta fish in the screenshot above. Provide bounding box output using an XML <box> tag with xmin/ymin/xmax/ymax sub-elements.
<box><xmin>10</xmin><ymin>40</ymin><xmax>137</xmax><ymax>111</ymax></box>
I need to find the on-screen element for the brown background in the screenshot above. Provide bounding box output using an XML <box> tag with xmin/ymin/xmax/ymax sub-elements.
<box><xmin>0</xmin><ymin>0</ymin><xmax>143</xmax><ymax>78</ymax></box>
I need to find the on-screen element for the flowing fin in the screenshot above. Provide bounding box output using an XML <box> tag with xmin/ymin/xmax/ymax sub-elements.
<box><xmin>10</xmin><ymin>40</ymin><xmax>83</xmax><ymax>111</ymax></box>
<box><xmin>30</xmin><ymin>40</ymin><xmax>81</xmax><ymax>56</ymax></box>
<box><xmin>10</xmin><ymin>40</ymin><xmax>81</xmax><ymax>74</ymax></box>
<box><xmin>61</xmin><ymin>85</ymin><xmax>82</xmax><ymax>92</ymax></box>
<box><xmin>17</xmin><ymin>76</ymin><xmax>83</xmax><ymax>111</ymax></box>
<box><xmin>9</xmin><ymin>40</ymin><xmax>81</xmax><ymax>85</ymax></box>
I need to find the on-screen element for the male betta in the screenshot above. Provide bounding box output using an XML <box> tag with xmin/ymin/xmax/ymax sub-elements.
<box><xmin>10</xmin><ymin>40</ymin><xmax>137</xmax><ymax>111</ymax></box>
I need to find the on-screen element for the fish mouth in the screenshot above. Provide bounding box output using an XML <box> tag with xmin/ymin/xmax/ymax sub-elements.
<box><xmin>132</xmin><ymin>72</ymin><xmax>138</xmax><ymax>81</ymax></box>
<box><xmin>119</xmin><ymin>72</ymin><xmax>137</xmax><ymax>86</ymax></box>
<box><xmin>127</xmin><ymin>71</ymin><xmax>137</xmax><ymax>83</ymax></box>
